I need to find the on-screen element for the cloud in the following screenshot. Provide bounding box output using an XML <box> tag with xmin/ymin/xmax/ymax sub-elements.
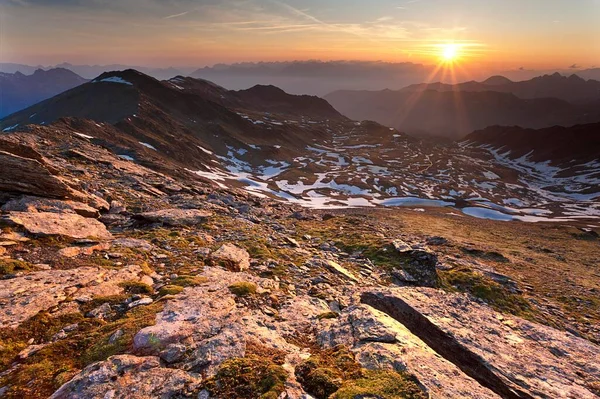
<box><xmin>164</xmin><ymin>11</ymin><xmax>190</xmax><ymax>19</ymax></box>
<box><xmin>569</xmin><ymin>64</ymin><xmax>580</xmax><ymax>69</ymax></box>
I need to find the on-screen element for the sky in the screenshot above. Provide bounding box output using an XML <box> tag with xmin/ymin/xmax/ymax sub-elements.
<box><xmin>1</xmin><ymin>0</ymin><xmax>599</xmax><ymax>69</ymax></box>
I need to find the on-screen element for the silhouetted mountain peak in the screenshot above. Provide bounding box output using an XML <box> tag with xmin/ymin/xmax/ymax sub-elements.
<box><xmin>567</xmin><ymin>74</ymin><xmax>586</xmax><ymax>82</ymax></box>
<box><xmin>482</xmin><ymin>75</ymin><xmax>513</xmax><ymax>85</ymax></box>
<box><xmin>243</xmin><ymin>84</ymin><xmax>287</xmax><ymax>96</ymax></box>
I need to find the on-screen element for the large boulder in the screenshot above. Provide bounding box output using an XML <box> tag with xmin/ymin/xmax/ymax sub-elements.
<box><xmin>134</xmin><ymin>209</ymin><xmax>212</xmax><ymax>227</ymax></box>
<box><xmin>1</xmin><ymin>212</ymin><xmax>112</xmax><ymax>240</ymax></box>
<box><xmin>0</xmin><ymin>150</ymin><xmax>73</xmax><ymax>199</ymax></box>
<box><xmin>360</xmin><ymin>288</ymin><xmax>600</xmax><ymax>398</ymax></box>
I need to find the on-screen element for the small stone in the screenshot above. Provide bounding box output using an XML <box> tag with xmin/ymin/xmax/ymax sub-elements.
<box><xmin>160</xmin><ymin>343</ymin><xmax>187</xmax><ymax>363</ymax></box>
<box><xmin>140</xmin><ymin>275</ymin><xmax>154</xmax><ymax>287</ymax></box>
<box><xmin>18</xmin><ymin>344</ymin><xmax>46</xmax><ymax>359</ymax></box>
<box><xmin>392</xmin><ymin>239</ymin><xmax>412</xmax><ymax>253</ymax></box>
<box><xmin>128</xmin><ymin>297</ymin><xmax>153</xmax><ymax>309</ymax></box>
<box><xmin>63</xmin><ymin>323</ymin><xmax>79</xmax><ymax>332</ymax></box>
<box><xmin>108</xmin><ymin>329</ymin><xmax>124</xmax><ymax>344</ymax></box>
<box><xmin>284</xmin><ymin>236</ymin><xmax>300</xmax><ymax>247</ymax></box>
<box><xmin>197</xmin><ymin>390</ymin><xmax>210</xmax><ymax>399</ymax></box>
<box><xmin>109</xmin><ymin>200</ymin><xmax>127</xmax><ymax>214</ymax></box>
<box><xmin>112</xmin><ymin>238</ymin><xmax>155</xmax><ymax>252</ymax></box>
<box><xmin>86</xmin><ymin>303</ymin><xmax>113</xmax><ymax>319</ymax></box>
<box><xmin>427</xmin><ymin>236</ymin><xmax>448</xmax><ymax>246</ymax></box>
<box><xmin>52</xmin><ymin>330</ymin><xmax>68</xmax><ymax>341</ymax></box>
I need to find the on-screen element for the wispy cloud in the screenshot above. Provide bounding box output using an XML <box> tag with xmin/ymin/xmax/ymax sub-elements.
<box><xmin>164</xmin><ymin>11</ymin><xmax>190</xmax><ymax>19</ymax></box>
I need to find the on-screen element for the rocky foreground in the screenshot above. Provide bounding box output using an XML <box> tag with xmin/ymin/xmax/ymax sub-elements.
<box><xmin>0</xmin><ymin>128</ymin><xmax>599</xmax><ymax>398</ymax></box>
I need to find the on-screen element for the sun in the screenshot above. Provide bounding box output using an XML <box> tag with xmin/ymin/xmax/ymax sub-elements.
<box><xmin>441</xmin><ymin>43</ymin><xmax>459</xmax><ymax>62</ymax></box>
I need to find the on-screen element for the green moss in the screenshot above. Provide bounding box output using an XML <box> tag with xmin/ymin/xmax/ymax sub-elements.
<box><xmin>0</xmin><ymin>301</ymin><xmax>164</xmax><ymax>399</ymax></box>
<box><xmin>202</xmin><ymin>356</ymin><xmax>288</xmax><ymax>399</ymax></box>
<box><xmin>81</xmin><ymin>302</ymin><xmax>163</xmax><ymax>364</ymax></box>
<box><xmin>317</xmin><ymin>312</ymin><xmax>339</xmax><ymax>320</ymax></box>
<box><xmin>171</xmin><ymin>275</ymin><xmax>208</xmax><ymax>287</ymax></box>
<box><xmin>0</xmin><ymin>259</ymin><xmax>34</xmax><ymax>276</ymax></box>
<box><xmin>295</xmin><ymin>346</ymin><xmax>362</xmax><ymax>399</ymax></box>
<box><xmin>118</xmin><ymin>280</ymin><xmax>154</xmax><ymax>295</ymax></box>
<box><xmin>439</xmin><ymin>267</ymin><xmax>532</xmax><ymax>316</ymax></box>
<box><xmin>332</xmin><ymin>370</ymin><xmax>427</xmax><ymax>399</ymax></box>
<box><xmin>158</xmin><ymin>285</ymin><xmax>185</xmax><ymax>296</ymax></box>
<box><xmin>228</xmin><ymin>282</ymin><xmax>258</xmax><ymax>297</ymax></box>
<box><xmin>139</xmin><ymin>261</ymin><xmax>154</xmax><ymax>275</ymax></box>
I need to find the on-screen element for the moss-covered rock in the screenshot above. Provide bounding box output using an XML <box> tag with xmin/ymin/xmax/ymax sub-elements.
<box><xmin>295</xmin><ymin>346</ymin><xmax>362</xmax><ymax>399</ymax></box>
<box><xmin>0</xmin><ymin>259</ymin><xmax>34</xmax><ymax>276</ymax></box>
<box><xmin>170</xmin><ymin>275</ymin><xmax>208</xmax><ymax>287</ymax></box>
<box><xmin>317</xmin><ymin>311</ymin><xmax>339</xmax><ymax>320</ymax></box>
<box><xmin>202</xmin><ymin>356</ymin><xmax>287</xmax><ymax>399</ymax></box>
<box><xmin>228</xmin><ymin>282</ymin><xmax>257</xmax><ymax>297</ymax></box>
<box><xmin>158</xmin><ymin>285</ymin><xmax>185</xmax><ymax>296</ymax></box>
<box><xmin>118</xmin><ymin>280</ymin><xmax>154</xmax><ymax>295</ymax></box>
<box><xmin>331</xmin><ymin>370</ymin><xmax>427</xmax><ymax>399</ymax></box>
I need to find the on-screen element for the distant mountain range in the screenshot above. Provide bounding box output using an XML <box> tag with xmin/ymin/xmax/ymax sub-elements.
<box><xmin>325</xmin><ymin>74</ymin><xmax>600</xmax><ymax>138</ymax></box>
<box><xmin>400</xmin><ymin>73</ymin><xmax>600</xmax><ymax>103</ymax></box>
<box><xmin>0</xmin><ymin>63</ymin><xmax>195</xmax><ymax>80</ymax></box>
<box><xmin>5</xmin><ymin>60</ymin><xmax>600</xmax><ymax>96</ymax></box>
<box><xmin>0</xmin><ymin>68</ymin><xmax>88</xmax><ymax>118</ymax></box>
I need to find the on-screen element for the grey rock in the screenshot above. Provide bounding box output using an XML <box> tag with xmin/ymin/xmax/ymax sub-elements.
<box><xmin>210</xmin><ymin>243</ymin><xmax>250</xmax><ymax>272</ymax></box>
<box><xmin>50</xmin><ymin>355</ymin><xmax>200</xmax><ymax>399</ymax></box>
<box><xmin>86</xmin><ymin>303</ymin><xmax>113</xmax><ymax>319</ymax></box>
<box><xmin>108</xmin><ymin>329</ymin><xmax>124</xmax><ymax>344</ymax></box>
<box><xmin>160</xmin><ymin>344</ymin><xmax>187</xmax><ymax>364</ymax></box>
<box><xmin>135</xmin><ymin>209</ymin><xmax>212</xmax><ymax>227</ymax></box>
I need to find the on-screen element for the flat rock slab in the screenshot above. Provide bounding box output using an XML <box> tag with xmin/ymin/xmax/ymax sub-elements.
<box><xmin>1</xmin><ymin>211</ymin><xmax>112</xmax><ymax>240</ymax></box>
<box><xmin>361</xmin><ymin>288</ymin><xmax>600</xmax><ymax>399</ymax></box>
<box><xmin>135</xmin><ymin>209</ymin><xmax>212</xmax><ymax>226</ymax></box>
<box><xmin>50</xmin><ymin>355</ymin><xmax>200</xmax><ymax>399</ymax></box>
<box><xmin>112</xmin><ymin>238</ymin><xmax>155</xmax><ymax>252</ymax></box>
<box><xmin>324</xmin><ymin>260</ymin><xmax>359</xmax><ymax>283</ymax></box>
<box><xmin>1</xmin><ymin>196</ymin><xmax>100</xmax><ymax>218</ymax></box>
<box><xmin>0</xmin><ymin>265</ymin><xmax>143</xmax><ymax>328</ymax></box>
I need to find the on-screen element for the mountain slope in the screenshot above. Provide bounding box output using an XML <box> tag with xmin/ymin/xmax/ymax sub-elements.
<box><xmin>0</xmin><ymin>70</ymin><xmax>348</xmax><ymax>174</ymax></box>
<box><xmin>0</xmin><ymin>68</ymin><xmax>88</xmax><ymax>118</ymax></box>
<box><xmin>463</xmin><ymin>123</ymin><xmax>600</xmax><ymax>164</ymax></box>
<box><xmin>325</xmin><ymin>88</ymin><xmax>600</xmax><ymax>138</ymax></box>
<box><xmin>167</xmin><ymin>76</ymin><xmax>344</xmax><ymax>119</ymax></box>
